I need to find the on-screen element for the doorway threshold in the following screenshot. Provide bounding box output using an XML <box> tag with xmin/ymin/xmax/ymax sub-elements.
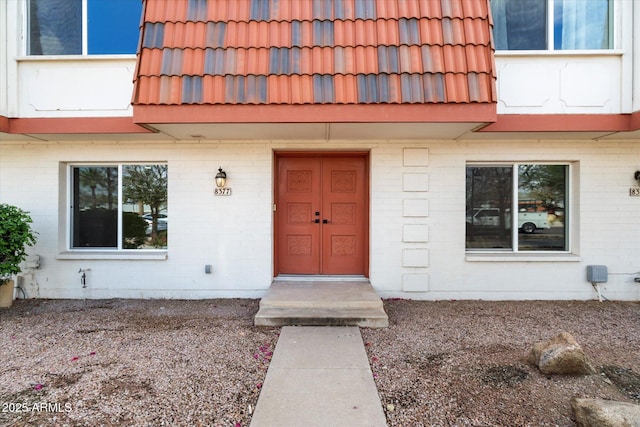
<box><xmin>275</xmin><ymin>275</ymin><xmax>368</xmax><ymax>282</ymax></box>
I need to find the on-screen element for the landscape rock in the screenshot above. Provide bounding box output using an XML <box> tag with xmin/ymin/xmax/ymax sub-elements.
<box><xmin>528</xmin><ymin>332</ymin><xmax>596</xmax><ymax>375</ymax></box>
<box><xmin>572</xmin><ymin>398</ymin><xmax>640</xmax><ymax>427</ymax></box>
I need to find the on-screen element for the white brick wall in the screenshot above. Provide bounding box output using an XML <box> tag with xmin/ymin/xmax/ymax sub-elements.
<box><xmin>1</xmin><ymin>139</ymin><xmax>639</xmax><ymax>300</ymax></box>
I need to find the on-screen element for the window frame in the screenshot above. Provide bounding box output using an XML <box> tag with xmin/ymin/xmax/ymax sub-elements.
<box><xmin>66</xmin><ymin>162</ymin><xmax>168</xmax><ymax>253</ymax></box>
<box><xmin>492</xmin><ymin>0</ymin><xmax>615</xmax><ymax>53</ymax></box>
<box><xmin>465</xmin><ymin>162</ymin><xmax>572</xmax><ymax>255</ymax></box>
<box><xmin>25</xmin><ymin>0</ymin><xmax>141</xmax><ymax>57</ymax></box>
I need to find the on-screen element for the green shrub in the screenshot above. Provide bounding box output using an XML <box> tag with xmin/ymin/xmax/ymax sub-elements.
<box><xmin>0</xmin><ymin>204</ymin><xmax>37</xmax><ymax>285</ymax></box>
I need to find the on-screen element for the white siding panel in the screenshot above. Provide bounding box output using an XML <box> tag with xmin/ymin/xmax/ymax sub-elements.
<box><xmin>403</xmin><ymin>148</ymin><xmax>429</xmax><ymax>166</ymax></box>
<box><xmin>17</xmin><ymin>59</ymin><xmax>136</xmax><ymax>117</ymax></box>
<box><xmin>495</xmin><ymin>55</ymin><xmax>624</xmax><ymax>114</ymax></box>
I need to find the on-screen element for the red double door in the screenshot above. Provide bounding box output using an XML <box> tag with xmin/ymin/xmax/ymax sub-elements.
<box><xmin>275</xmin><ymin>155</ymin><xmax>368</xmax><ymax>276</ymax></box>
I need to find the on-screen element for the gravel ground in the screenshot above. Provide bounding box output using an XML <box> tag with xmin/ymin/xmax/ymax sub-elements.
<box><xmin>1</xmin><ymin>298</ymin><xmax>639</xmax><ymax>427</ymax></box>
<box><xmin>362</xmin><ymin>300</ymin><xmax>640</xmax><ymax>427</ymax></box>
<box><xmin>1</xmin><ymin>299</ymin><xmax>279</xmax><ymax>427</ymax></box>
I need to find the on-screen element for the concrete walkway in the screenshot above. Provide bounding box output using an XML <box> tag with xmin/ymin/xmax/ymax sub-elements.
<box><xmin>250</xmin><ymin>326</ymin><xmax>388</xmax><ymax>427</ymax></box>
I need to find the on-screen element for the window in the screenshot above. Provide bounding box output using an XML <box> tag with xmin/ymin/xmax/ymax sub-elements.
<box><xmin>491</xmin><ymin>0</ymin><xmax>611</xmax><ymax>51</ymax></box>
<box><xmin>28</xmin><ymin>0</ymin><xmax>142</xmax><ymax>55</ymax></box>
<box><xmin>466</xmin><ymin>164</ymin><xmax>568</xmax><ymax>252</ymax></box>
<box><xmin>71</xmin><ymin>164</ymin><xmax>168</xmax><ymax>250</ymax></box>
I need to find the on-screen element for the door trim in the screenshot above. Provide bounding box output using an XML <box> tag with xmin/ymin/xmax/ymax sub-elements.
<box><xmin>273</xmin><ymin>151</ymin><xmax>370</xmax><ymax>277</ymax></box>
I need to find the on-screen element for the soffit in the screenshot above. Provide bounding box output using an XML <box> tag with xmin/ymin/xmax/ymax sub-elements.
<box><xmin>149</xmin><ymin>121</ymin><xmax>485</xmax><ymax>140</ymax></box>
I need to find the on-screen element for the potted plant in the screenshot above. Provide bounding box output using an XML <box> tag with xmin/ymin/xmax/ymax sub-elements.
<box><xmin>0</xmin><ymin>204</ymin><xmax>37</xmax><ymax>308</ymax></box>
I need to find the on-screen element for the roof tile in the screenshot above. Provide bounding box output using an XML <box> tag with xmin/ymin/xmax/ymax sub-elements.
<box><xmin>133</xmin><ymin>0</ymin><xmax>496</xmax><ymax>105</ymax></box>
<box><xmin>334</xmin><ymin>74</ymin><xmax>359</xmax><ymax>103</ymax></box>
<box><xmin>464</xmin><ymin>44</ymin><xmax>493</xmax><ymax>74</ymax></box>
<box><xmin>442</xmin><ymin>45</ymin><xmax>467</xmax><ymax>73</ymax></box>
<box><xmin>444</xmin><ymin>73</ymin><xmax>469</xmax><ymax>102</ymax></box>
<box><xmin>138</xmin><ymin>49</ymin><xmax>163</xmax><ymax>76</ymax></box>
<box><xmin>421</xmin><ymin>45</ymin><xmax>445</xmax><ymax>73</ymax></box>
<box><xmin>159</xmin><ymin>75</ymin><xmax>183</xmax><ymax>104</ymax></box>
<box><xmin>203</xmin><ymin>75</ymin><xmax>226</xmax><ymax>103</ymax></box>
<box><xmin>463</xmin><ymin>18</ymin><xmax>491</xmax><ymax>46</ymax></box>
<box><xmin>461</xmin><ymin>0</ymin><xmax>489</xmax><ymax>18</ymax></box>
<box><xmin>416</xmin><ymin>0</ymin><xmax>443</xmax><ymax>19</ymax></box>
<box><xmin>182</xmin><ymin>48</ymin><xmax>205</xmax><ymax>75</ymax></box>
<box><xmin>441</xmin><ymin>0</ymin><xmax>464</xmax><ymax>19</ymax></box>
<box><xmin>145</xmin><ymin>0</ymin><xmax>189</xmax><ymax>23</ymax></box>
<box><xmin>418</xmin><ymin>19</ymin><xmax>444</xmax><ymax>46</ymax></box>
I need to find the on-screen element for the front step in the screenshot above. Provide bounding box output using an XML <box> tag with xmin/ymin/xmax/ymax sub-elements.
<box><xmin>254</xmin><ymin>280</ymin><xmax>389</xmax><ymax>328</ymax></box>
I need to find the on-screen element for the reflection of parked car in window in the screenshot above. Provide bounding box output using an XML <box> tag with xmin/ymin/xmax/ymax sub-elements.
<box><xmin>466</xmin><ymin>208</ymin><xmax>549</xmax><ymax>234</ymax></box>
<box><xmin>142</xmin><ymin>213</ymin><xmax>167</xmax><ymax>233</ymax></box>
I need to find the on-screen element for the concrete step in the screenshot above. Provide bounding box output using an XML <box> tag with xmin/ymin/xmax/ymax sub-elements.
<box><xmin>254</xmin><ymin>280</ymin><xmax>389</xmax><ymax>328</ymax></box>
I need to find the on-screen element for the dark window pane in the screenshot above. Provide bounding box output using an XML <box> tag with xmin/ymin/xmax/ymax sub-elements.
<box><xmin>88</xmin><ymin>0</ymin><xmax>143</xmax><ymax>54</ymax></box>
<box><xmin>518</xmin><ymin>165</ymin><xmax>567</xmax><ymax>251</ymax></box>
<box><xmin>554</xmin><ymin>0</ymin><xmax>610</xmax><ymax>50</ymax></box>
<box><xmin>491</xmin><ymin>0</ymin><xmax>546</xmax><ymax>50</ymax></box>
<box><xmin>29</xmin><ymin>0</ymin><xmax>82</xmax><ymax>55</ymax></box>
<box><xmin>72</xmin><ymin>167</ymin><xmax>118</xmax><ymax>248</ymax></box>
<box><xmin>122</xmin><ymin>165</ymin><xmax>168</xmax><ymax>249</ymax></box>
<box><xmin>466</xmin><ymin>167</ymin><xmax>513</xmax><ymax>249</ymax></box>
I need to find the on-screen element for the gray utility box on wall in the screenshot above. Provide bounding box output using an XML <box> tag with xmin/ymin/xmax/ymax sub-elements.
<box><xmin>587</xmin><ymin>265</ymin><xmax>608</xmax><ymax>283</ymax></box>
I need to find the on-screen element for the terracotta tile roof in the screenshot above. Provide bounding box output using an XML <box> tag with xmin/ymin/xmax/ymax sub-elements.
<box><xmin>132</xmin><ymin>0</ymin><xmax>496</xmax><ymax>106</ymax></box>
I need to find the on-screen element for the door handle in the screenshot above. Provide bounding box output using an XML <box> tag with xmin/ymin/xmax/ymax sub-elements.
<box><xmin>312</xmin><ymin>219</ymin><xmax>320</xmax><ymax>223</ymax></box>
<box><xmin>322</xmin><ymin>219</ymin><xmax>330</xmax><ymax>224</ymax></box>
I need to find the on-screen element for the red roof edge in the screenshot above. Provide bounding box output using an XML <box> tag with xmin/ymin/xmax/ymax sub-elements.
<box><xmin>0</xmin><ymin>115</ymin><xmax>9</xmax><ymax>133</ymax></box>
<box><xmin>5</xmin><ymin>117</ymin><xmax>157</xmax><ymax>135</ymax></box>
<box><xmin>631</xmin><ymin>111</ymin><xmax>640</xmax><ymax>131</ymax></box>
<box><xmin>478</xmin><ymin>114</ymin><xmax>633</xmax><ymax>133</ymax></box>
<box><xmin>133</xmin><ymin>103</ymin><xmax>497</xmax><ymax>124</ymax></box>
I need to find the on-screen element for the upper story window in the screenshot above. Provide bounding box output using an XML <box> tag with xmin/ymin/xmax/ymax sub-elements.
<box><xmin>27</xmin><ymin>0</ymin><xmax>142</xmax><ymax>55</ymax></box>
<box><xmin>491</xmin><ymin>0</ymin><xmax>611</xmax><ymax>51</ymax></box>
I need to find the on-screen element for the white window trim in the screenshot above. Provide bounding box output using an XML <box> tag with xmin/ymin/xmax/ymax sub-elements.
<box><xmin>61</xmin><ymin>163</ymin><xmax>168</xmax><ymax>257</ymax></box>
<box><xmin>465</xmin><ymin>253</ymin><xmax>581</xmax><ymax>262</ymax></box>
<box><xmin>465</xmin><ymin>162</ymin><xmax>574</xmax><ymax>258</ymax></box>
<box><xmin>16</xmin><ymin>55</ymin><xmax>137</xmax><ymax>62</ymax></box>
<box><xmin>56</xmin><ymin>251</ymin><xmax>168</xmax><ymax>261</ymax></box>
<box><xmin>494</xmin><ymin>50</ymin><xmax>623</xmax><ymax>58</ymax></box>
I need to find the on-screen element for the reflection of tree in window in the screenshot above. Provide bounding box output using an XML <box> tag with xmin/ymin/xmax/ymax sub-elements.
<box><xmin>73</xmin><ymin>166</ymin><xmax>117</xmax><ymax>248</ymax></box>
<box><xmin>518</xmin><ymin>165</ymin><xmax>565</xmax><ymax>216</ymax></box>
<box><xmin>123</xmin><ymin>165</ymin><xmax>168</xmax><ymax>247</ymax></box>
<box><xmin>79</xmin><ymin>167</ymin><xmax>117</xmax><ymax>210</ymax></box>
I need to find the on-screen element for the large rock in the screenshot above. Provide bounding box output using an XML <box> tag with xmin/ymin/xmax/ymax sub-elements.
<box><xmin>572</xmin><ymin>398</ymin><xmax>640</xmax><ymax>427</ymax></box>
<box><xmin>528</xmin><ymin>332</ymin><xmax>596</xmax><ymax>375</ymax></box>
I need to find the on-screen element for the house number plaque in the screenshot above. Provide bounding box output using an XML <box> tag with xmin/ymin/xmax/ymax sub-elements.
<box><xmin>215</xmin><ymin>188</ymin><xmax>232</xmax><ymax>196</ymax></box>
